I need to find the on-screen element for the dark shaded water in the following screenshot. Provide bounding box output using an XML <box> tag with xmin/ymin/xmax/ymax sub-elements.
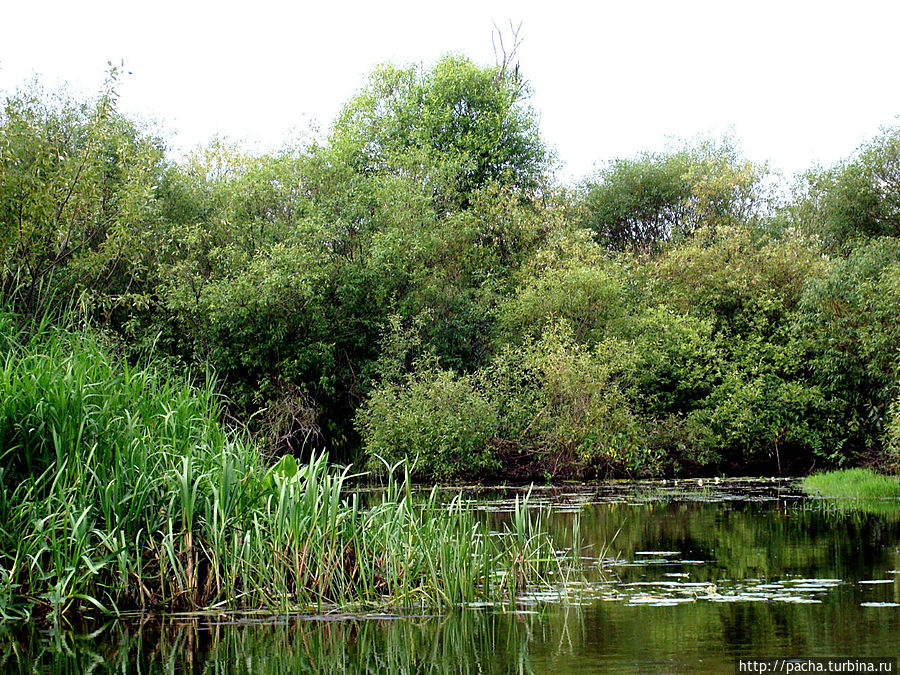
<box><xmin>3</xmin><ymin>479</ymin><xmax>899</xmax><ymax>673</ymax></box>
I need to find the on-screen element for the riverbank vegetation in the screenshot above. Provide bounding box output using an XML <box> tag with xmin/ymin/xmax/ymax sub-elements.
<box><xmin>802</xmin><ymin>469</ymin><xmax>900</xmax><ymax>500</ymax></box>
<box><xmin>2</xmin><ymin>53</ymin><xmax>900</xmax><ymax>486</ymax></box>
<box><xmin>0</xmin><ymin>312</ymin><xmax>565</xmax><ymax>620</ymax></box>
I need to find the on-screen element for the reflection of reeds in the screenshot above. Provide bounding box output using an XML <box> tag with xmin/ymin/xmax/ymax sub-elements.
<box><xmin>810</xmin><ymin>497</ymin><xmax>900</xmax><ymax>519</ymax></box>
<box><xmin>0</xmin><ymin>609</ymin><xmax>563</xmax><ymax>674</ymax></box>
<box><xmin>0</xmin><ymin>314</ymin><xmax>571</xmax><ymax>621</ymax></box>
<box><xmin>803</xmin><ymin>469</ymin><xmax>900</xmax><ymax>518</ymax></box>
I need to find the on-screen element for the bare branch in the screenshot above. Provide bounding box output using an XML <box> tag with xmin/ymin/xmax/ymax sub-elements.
<box><xmin>492</xmin><ymin>21</ymin><xmax>525</xmax><ymax>97</ymax></box>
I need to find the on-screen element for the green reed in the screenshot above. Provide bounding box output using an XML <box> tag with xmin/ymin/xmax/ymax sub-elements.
<box><xmin>802</xmin><ymin>468</ymin><xmax>900</xmax><ymax>500</ymax></box>
<box><xmin>0</xmin><ymin>312</ymin><xmax>570</xmax><ymax>622</ymax></box>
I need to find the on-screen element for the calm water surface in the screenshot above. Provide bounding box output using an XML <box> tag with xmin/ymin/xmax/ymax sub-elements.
<box><xmin>3</xmin><ymin>479</ymin><xmax>899</xmax><ymax>673</ymax></box>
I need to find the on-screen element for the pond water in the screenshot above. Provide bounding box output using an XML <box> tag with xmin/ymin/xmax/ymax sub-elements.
<box><xmin>3</xmin><ymin>479</ymin><xmax>899</xmax><ymax>673</ymax></box>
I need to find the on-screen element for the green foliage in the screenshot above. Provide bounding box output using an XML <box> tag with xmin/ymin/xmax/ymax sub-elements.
<box><xmin>636</xmin><ymin>230</ymin><xmax>836</xmax><ymax>468</ymax></box>
<box><xmin>499</xmin><ymin>255</ymin><xmax>632</xmax><ymax>345</ymax></box>
<box><xmin>798</xmin><ymin>238</ymin><xmax>900</xmax><ymax>454</ymax></box>
<box><xmin>653</xmin><ymin>226</ymin><xmax>823</xmax><ymax>336</ymax></box>
<box><xmin>487</xmin><ymin>324</ymin><xmax>648</xmax><ymax>475</ymax></box>
<box><xmin>0</xmin><ymin>314</ymin><xmax>227</xmax><ymax>490</ymax></box>
<box><xmin>141</xmin><ymin>141</ymin><xmax>363</xmax><ymax>451</ymax></box>
<box><xmin>357</xmin><ymin>367</ymin><xmax>500</xmax><ymax>479</ymax></box>
<box><xmin>0</xmin><ymin>73</ymin><xmax>165</xmax><ymax>319</ymax></box>
<box><xmin>577</xmin><ymin>151</ymin><xmax>690</xmax><ymax>253</ymax></box>
<box><xmin>161</xmin><ymin>234</ymin><xmax>333</xmax><ymax>398</ymax></box>
<box><xmin>359</xmin><ymin>322</ymin><xmax>651</xmax><ymax>479</ymax></box>
<box><xmin>886</xmin><ymin>397</ymin><xmax>900</xmax><ymax>469</ymax></box>
<box><xmin>331</xmin><ymin>54</ymin><xmax>548</xmax><ymax>203</ymax></box>
<box><xmin>793</xmin><ymin>126</ymin><xmax>900</xmax><ymax>252</ymax></box>
<box><xmin>262</xmin><ymin>454</ymin><xmax>301</xmax><ymax>492</ymax></box>
<box><xmin>0</xmin><ymin>309</ymin><xmax>252</xmax><ymax>616</ymax></box>
<box><xmin>577</xmin><ymin>140</ymin><xmax>764</xmax><ymax>253</ymax></box>
<box><xmin>690</xmin><ymin>371</ymin><xmax>831</xmax><ymax>468</ymax></box>
<box><xmin>362</xmin><ymin>185</ymin><xmax>551</xmax><ymax>373</ymax></box>
<box><xmin>598</xmin><ymin>306</ymin><xmax>721</xmax><ymax>417</ymax></box>
<box><xmin>6</xmin><ymin>56</ymin><xmax>900</xmax><ymax>482</ymax></box>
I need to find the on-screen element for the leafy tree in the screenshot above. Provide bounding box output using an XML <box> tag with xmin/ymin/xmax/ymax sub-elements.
<box><xmin>652</xmin><ymin>226</ymin><xmax>823</xmax><ymax>338</ymax></box>
<box><xmin>792</xmin><ymin>126</ymin><xmax>900</xmax><ymax>252</ymax></box>
<box><xmin>0</xmin><ymin>72</ymin><xmax>165</xmax><ymax>319</ymax></box>
<box><xmin>329</xmin><ymin>54</ymin><xmax>549</xmax><ymax>205</ymax></box>
<box><xmin>798</xmin><ymin>237</ymin><xmax>900</xmax><ymax>457</ymax></box>
<box><xmin>576</xmin><ymin>140</ymin><xmax>764</xmax><ymax>253</ymax></box>
<box><xmin>15</xmin><ymin>57</ymin><xmax>900</xmax><ymax>479</ymax></box>
<box><xmin>597</xmin><ymin>306</ymin><xmax>722</xmax><ymax>417</ymax></box>
<box><xmin>576</xmin><ymin>151</ymin><xmax>691</xmax><ymax>253</ymax></box>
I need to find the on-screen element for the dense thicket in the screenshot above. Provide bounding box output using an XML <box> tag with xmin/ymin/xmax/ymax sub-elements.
<box><xmin>3</xmin><ymin>57</ymin><xmax>900</xmax><ymax>480</ymax></box>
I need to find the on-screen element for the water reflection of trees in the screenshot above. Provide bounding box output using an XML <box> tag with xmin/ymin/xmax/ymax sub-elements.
<box><xmin>478</xmin><ymin>500</ymin><xmax>900</xmax><ymax>583</ymax></box>
<box><xmin>3</xmin><ymin>596</ymin><xmax>900</xmax><ymax>673</ymax></box>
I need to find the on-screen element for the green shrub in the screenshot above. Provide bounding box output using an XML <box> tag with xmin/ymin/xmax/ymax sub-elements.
<box><xmin>597</xmin><ymin>306</ymin><xmax>722</xmax><ymax>417</ymax></box>
<box><xmin>885</xmin><ymin>397</ymin><xmax>900</xmax><ymax>470</ymax></box>
<box><xmin>499</xmin><ymin>256</ymin><xmax>634</xmax><ymax>345</ymax></box>
<box><xmin>486</xmin><ymin>324</ymin><xmax>649</xmax><ymax>475</ymax></box>
<box><xmin>690</xmin><ymin>371</ymin><xmax>832</xmax><ymax>470</ymax></box>
<box><xmin>798</xmin><ymin>238</ymin><xmax>900</xmax><ymax>456</ymax></box>
<box><xmin>356</xmin><ymin>367</ymin><xmax>500</xmax><ymax>479</ymax></box>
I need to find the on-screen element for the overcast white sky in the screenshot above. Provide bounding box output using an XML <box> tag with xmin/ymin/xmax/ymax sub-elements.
<box><xmin>3</xmin><ymin>0</ymin><xmax>900</xmax><ymax>182</ymax></box>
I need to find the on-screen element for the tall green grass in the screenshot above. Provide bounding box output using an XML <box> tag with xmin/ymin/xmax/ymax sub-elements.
<box><xmin>0</xmin><ymin>312</ymin><xmax>569</xmax><ymax>622</ymax></box>
<box><xmin>802</xmin><ymin>469</ymin><xmax>900</xmax><ymax>500</ymax></box>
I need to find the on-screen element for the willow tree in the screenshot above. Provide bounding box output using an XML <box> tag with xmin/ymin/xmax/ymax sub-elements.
<box><xmin>328</xmin><ymin>53</ymin><xmax>550</xmax><ymax>207</ymax></box>
<box><xmin>0</xmin><ymin>69</ymin><xmax>164</xmax><ymax>319</ymax></box>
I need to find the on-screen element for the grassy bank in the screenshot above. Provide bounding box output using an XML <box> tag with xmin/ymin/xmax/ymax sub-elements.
<box><xmin>0</xmin><ymin>313</ymin><xmax>564</xmax><ymax>622</ymax></box>
<box><xmin>801</xmin><ymin>469</ymin><xmax>900</xmax><ymax>499</ymax></box>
